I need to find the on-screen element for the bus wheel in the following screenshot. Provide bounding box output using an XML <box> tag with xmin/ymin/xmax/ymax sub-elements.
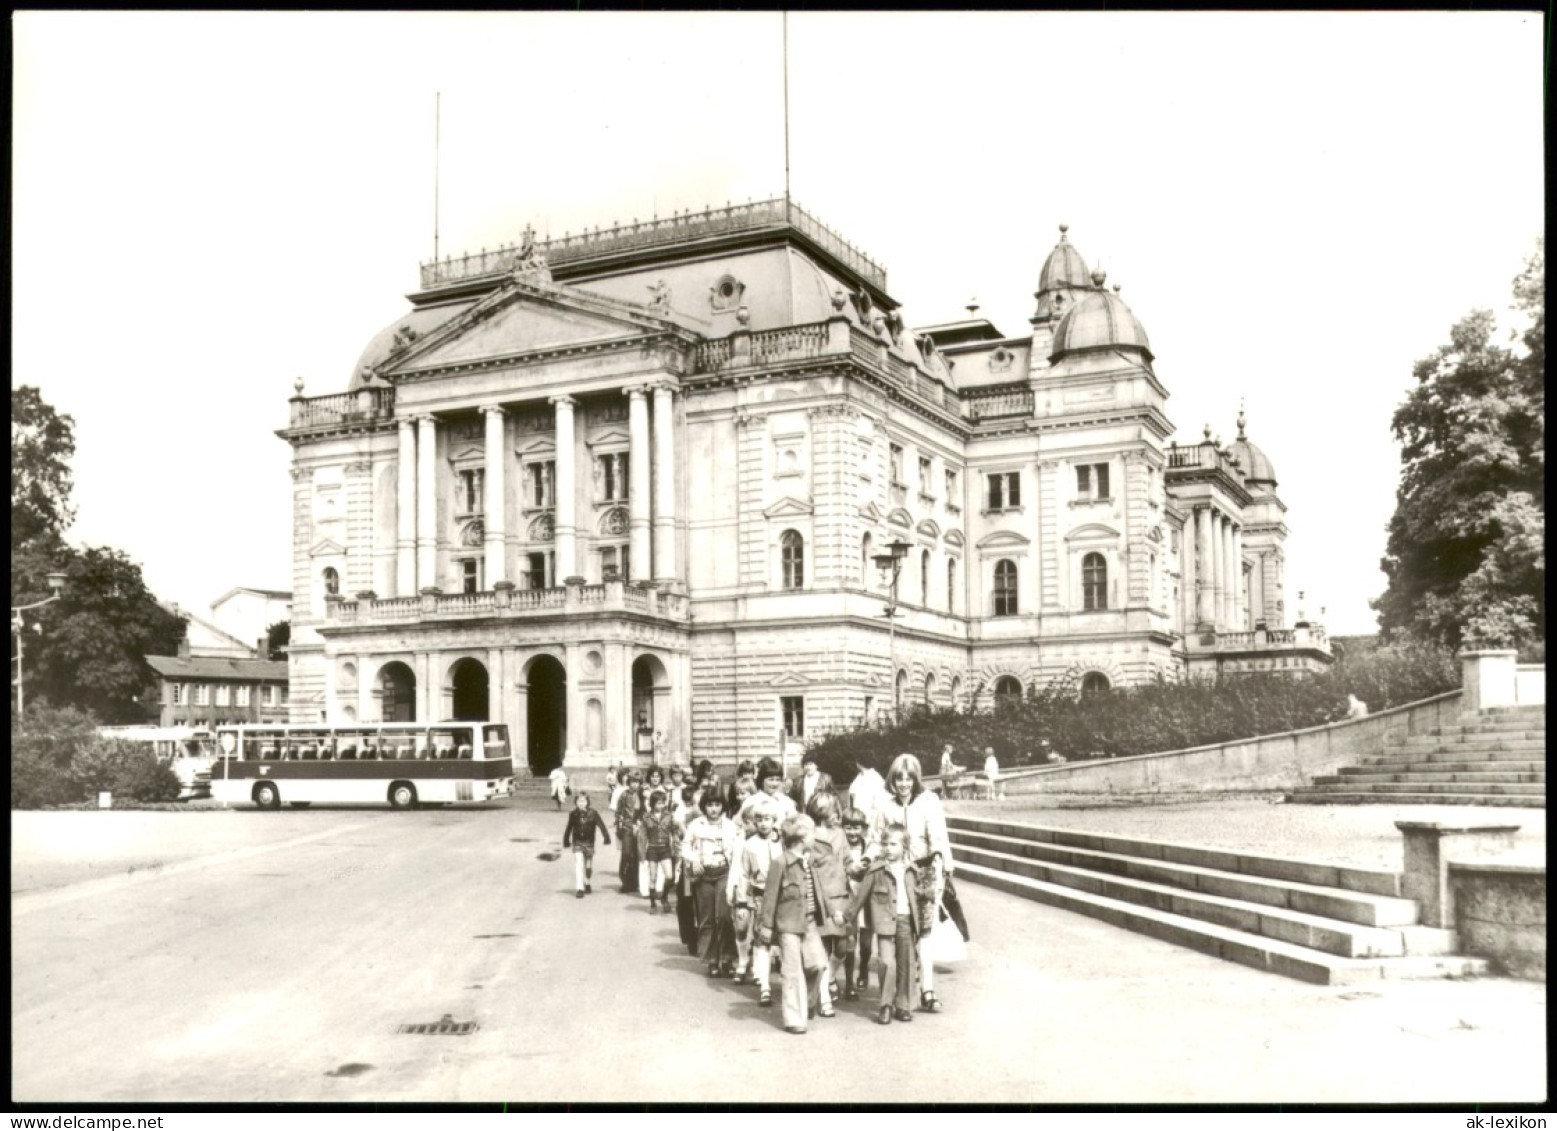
<box><xmin>388</xmin><ymin>782</ymin><xmax>418</xmax><ymax>810</ymax></box>
<box><xmin>253</xmin><ymin>782</ymin><xmax>281</xmax><ymax>810</ymax></box>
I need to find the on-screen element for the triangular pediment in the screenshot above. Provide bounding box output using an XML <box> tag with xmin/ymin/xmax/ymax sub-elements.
<box><xmin>858</xmin><ymin>501</ymin><xmax>883</xmax><ymax>522</ymax></box>
<box><xmin>385</xmin><ymin>285</ymin><xmax>675</xmax><ymax>374</ymax></box>
<box><xmin>309</xmin><ymin>537</ymin><xmax>347</xmax><ymax>558</ymax></box>
<box><xmin>764</xmin><ymin>496</ymin><xmax>814</xmax><ymax>520</ymax></box>
<box><xmin>771</xmin><ymin>670</ymin><xmax>810</xmax><ymax>687</ymax></box>
<box><xmin>448</xmin><ymin>443</ymin><xmax>485</xmax><ymax>464</ymax></box>
<box><xmin>589</xmin><ymin>427</ymin><xmax>631</xmax><ymax>447</ymax></box>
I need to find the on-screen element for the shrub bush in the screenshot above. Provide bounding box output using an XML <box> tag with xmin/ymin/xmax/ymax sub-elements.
<box><xmin>10</xmin><ymin>704</ymin><xmax>182</xmax><ymax>806</ymax></box>
<box><xmin>807</xmin><ymin>643</ymin><xmax>1460</xmax><ymax>785</ymax></box>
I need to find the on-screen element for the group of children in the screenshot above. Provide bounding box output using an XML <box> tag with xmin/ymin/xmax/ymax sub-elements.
<box><xmin>560</xmin><ymin>754</ymin><xmax>941</xmax><ymax>1034</ymax></box>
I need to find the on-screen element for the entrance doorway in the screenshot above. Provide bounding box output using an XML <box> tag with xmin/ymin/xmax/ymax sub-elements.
<box><xmin>631</xmin><ymin>654</ymin><xmax>669</xmax><ymax>760</ymax></box>
<box><xmin>450</xmin><ymin>657</ymin><xmax>490</xmax><ymax>720</ymax></box>
<box><xmin>526</xmin><ymin>655</ymin><xmax>567</xmax><ymax>776</ymax></box>
<box><xmin>379</xmin><ymin>662</ymin><xmax>416</xmax><ymax>722</ymax></box>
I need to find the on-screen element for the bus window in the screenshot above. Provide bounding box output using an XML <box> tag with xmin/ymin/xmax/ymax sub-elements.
<box><xmin>431</xmin><ymin>727</ymin><xmax>460</xmax><ymax>760</ymax></box>
<box><xmin>483</xmin><ymin>725</ymin><xmax>511</xmax><ymax>761</ymax></box>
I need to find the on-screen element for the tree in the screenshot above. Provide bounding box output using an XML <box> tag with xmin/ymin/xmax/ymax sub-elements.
<box><xmin>1373</xmin><ymin>238</ymin><xmax>1545</xmax><ymax>651</ymax></box>
<box><xmin>11</xmin><ymin>385</ymin><xmax>77</xmax><ymax>559</ymax></box>
<box><xmin>265</xmin><ymin>620</ymin><xmax>291</xmax><ymax>661</ymax></box>
<box><xmin>21</xmin><ymin>546</ymin><xmax>187</xmax><ymax>724</ymax></box>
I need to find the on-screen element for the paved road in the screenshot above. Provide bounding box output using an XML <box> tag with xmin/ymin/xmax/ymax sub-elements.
<box><xmin>11</xmin><ymin>801</ymin><xmax>1547</xmax><ymax>1105</ymax></box>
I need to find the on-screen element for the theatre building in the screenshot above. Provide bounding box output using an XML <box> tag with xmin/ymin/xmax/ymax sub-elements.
<box><xmin>280</xmin><ymin>198</ymin><xmax>1329</xmax><ymax>774</ymax></box>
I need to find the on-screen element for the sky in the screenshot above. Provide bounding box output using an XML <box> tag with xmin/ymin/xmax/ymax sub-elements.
<box><xmin>12</xmin><ymin>11</ymin><xmax>1544</xmax><ymax>635</ymax></box>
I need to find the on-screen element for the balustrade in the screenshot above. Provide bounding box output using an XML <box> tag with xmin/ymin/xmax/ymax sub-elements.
<box><xmin>963</xmin><ymin>386</ymin><xmax>1034</xmax><ymax>420</ymax></box>
<box><xmin>288</xmin><ymin>388</ymin><xmax>394</xmax><ymax>430</ymax></box>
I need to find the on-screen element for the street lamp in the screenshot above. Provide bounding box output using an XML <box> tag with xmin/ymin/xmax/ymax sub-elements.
<box><xmin>872</xmin><ymin>538</ymin><xmax>911</xmax><ymax>722</ymax></box>
<box><xmin>12</xmin><ymin>572</ymin><xmax>67</xmax><ymax>717</ymax></box>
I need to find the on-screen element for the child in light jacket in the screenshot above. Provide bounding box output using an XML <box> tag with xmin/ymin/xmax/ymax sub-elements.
<box><xmin>757</xmin><ymin>814</ymin><xmax>843</xmax><ymax>1034</ymax></box>
<box><xmin>847</xmin><ymin>822</ymin><xmax>923</xmax><ymax>1024</ymax></box>
<box><xmin>728</xmin><ymin>799</ymin><xmax>784</xmax><ymax>1005</ymax></box>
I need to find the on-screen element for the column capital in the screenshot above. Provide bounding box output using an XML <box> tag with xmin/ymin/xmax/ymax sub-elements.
<box><xmin>623</xmin><ymin>384</ymin><xmax>648</xmax><ymax>400</ymax></box>
<box><xmin>649</xmin><ymin>379</ymin><xmax>680</xmax><ymax>396</ymax></box>
<box><xmin>549</xmin><ymin>394</ymin><xmax>576</xmax><ymax>409</ymax></box>
<box><xmin>414</xmin><ymin>413</ymin><xmax>437</xmax><ymax>426</ymax></box>
<box><xmin>397</xmin><ymin>416</ymin><xmax>416</xmax><ymax>431</ymax></box>
<box><xmin>480</xmin><ymin>403</ymin><xmax>506</xmax><ymax>417</ymax></box>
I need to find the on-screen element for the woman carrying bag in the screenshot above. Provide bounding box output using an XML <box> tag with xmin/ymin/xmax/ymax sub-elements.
<box><xmin>868</xmin><ymin>753</ymin><xmax>968</xmax><ymax>1014</ymax></box>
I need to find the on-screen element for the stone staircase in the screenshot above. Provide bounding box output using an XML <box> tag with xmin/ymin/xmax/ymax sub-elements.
<box><xmin>949</xmin><ymin>815</ymin><xmax>1490</xmax><ymax>984</ymax></box>
<box><xmin>1286</xmin><ymin>704</ymin><xmax>1546</xmax><ymax>807</ymax></box>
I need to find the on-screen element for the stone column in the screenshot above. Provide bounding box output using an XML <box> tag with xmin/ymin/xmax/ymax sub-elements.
<box><xmin>550</xmin><ymin>396</ymin><xmax>578</xmax><ymax>581</ymax></box>
<box><xmin>652</xmin><ymin>382</ymin><xmax>678</xmax><ymax>583</ymax></box>
<box><xmin>1208</xmin><ymin>508</ymin><xmax>1223</xmax><ymax>628</ymax></box>
<box><xmin>1218</xmin><ymin>516</ymin><xmax>1232</xmax><ymax>628</ymax></box>
<box><xmin>625</xmin><ymin>385</ymin><xmax>652</xmax><ymax>582</ymax></box>
<box><xmin>1195</xmin><ymin>506</ymin><xmax>1214</xmax><ymax>626</ymax></box>
<box><xmin>482</xmin><ymin>405</ymin><xmax>507</xmax><ymax>588</ymax></box>
<box><xmin>1231</xmin><ymin>523</ymin><xmax>1245</xmax><ymax>628</ymax></box>
<box><xmin>397</xmin><ymin>418</ymin><xmax>417</xmax><ymax>595</ymax></box>
<box><xmin>416</xmin><ymin>416</ymin><xmax>438</xmax><ymax>590</ymax></box>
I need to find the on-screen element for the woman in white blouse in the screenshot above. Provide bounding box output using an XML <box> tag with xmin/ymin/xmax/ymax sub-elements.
<box><xmin>870</xmin><ymin>752</ymin><xmax>954</xmax><ymax>1013</ymax></box>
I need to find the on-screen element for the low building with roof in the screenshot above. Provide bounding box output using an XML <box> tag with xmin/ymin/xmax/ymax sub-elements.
<box><xmin>144</xmin><ymin>650</ymin><xmax>290</xmax><ymax>728</ymax></box>
<box><xmin>276</xmin><ymin>198</ymin><xmax>1330</xmax><ymax>773</ymax></box>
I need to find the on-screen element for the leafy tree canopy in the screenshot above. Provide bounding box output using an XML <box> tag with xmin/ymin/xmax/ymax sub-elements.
<box><xmin>265</xmin><ymin>620</ymin><xmax>291</xmax><ymax>661</ymax></box>
<box><xmin>11</xmin><ymin>385</ymin><xmax>76</xmax><ymax>568</ymax></box>
<box><xmin>1373</xmin><ymin>238</ymin><xmax>1544</xmax><ymax>651</ymax></box>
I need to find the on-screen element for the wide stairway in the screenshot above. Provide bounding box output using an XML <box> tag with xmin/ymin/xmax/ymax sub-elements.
<box><xmin>1285</xmin><ymin>704</ymin><xmax>1546</xmax><ymax>807</ymax></box>
<box><xmin>949</xmin><ymin>815</ymin><xmax>1489</xmax><ymax>984</ymax></box>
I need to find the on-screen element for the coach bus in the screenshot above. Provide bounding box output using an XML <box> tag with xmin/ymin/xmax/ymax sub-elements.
<box><xmin>97</xmin><ymin>725</ymin><xmax>216</xmax><ymax>800</ymax></box>
<box><xmin>209</xmin><ymin>722</ymin><xmax>514</xmax><ymax>809</ymax></box>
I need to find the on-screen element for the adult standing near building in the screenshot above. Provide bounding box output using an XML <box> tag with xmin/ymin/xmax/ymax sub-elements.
<box><xmin>848</xmin><ymin>757</ymin><xmax>886</xmax><ymax>818</ymax></box>
<box><xmin>548</xmin><ymin>764</ymin><xmax>569</xmax><ymax>810</ymax></box>
<box><xmin>982</xmin><ymin>747</ymin><xmax>1001</xmax><ymax>801</ymax></box>
<box><xmin>938</xmin><ymin>743</ymin><xmax>965</xmax><ymax>798</ymax></box>
<box><xmin>870</xmin><ymin>753</ymin><xmax>965</xmax><ymax>1014</ymax></box>
<box><xmin>788</xmin><ymin>751</ymin><xmax>834</xmax><ymax>813</ymax></box>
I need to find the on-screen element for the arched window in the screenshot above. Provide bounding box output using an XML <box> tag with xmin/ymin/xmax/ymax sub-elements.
<box><xmin>993</xmin><ymin>559</ymin><xmax>1018</xmax><ymax>616</ymax></box>
<box><xmin>950</xmin><ymin>676</ymin><xmax>963</xmax><ymax>710</ymax></box>
<box><xmin>861</xmin><ymin>533</ymin><xmax>873</xmax><ymax>589</ymax></box>
<box><xmin>947</xmin><ymin>558</ymin><xmax>958</xmax><ymax>613</ymax></box>
<box><xmin>322</xmin><ymin>567</ymin><xmax>340</xmax><ymax>597</ymax></box>
<box><xmin>1083</xmin><ymin>552</ymin><xmax>1107</xmax><ymax>610</ymax></box>
<box><xmin>894</xmin><ymin>668</ymin><xmax>907</xmax><ymax>713</ymax></box>
<box><xmin>781</xmin><ymin>530</ymin><xmax>805</xmax><ymax>590</ymax></box>
<box><xmin>924</xmin><ymin>672</ymin><xmax>936</xmax><ymax>704</ymax></box>
<box><xmin>994</xmin><ymin>675</ymin><xmax>1023</xmax><ymax>710</ymax></box>
<box><xmin>1081</xmin><ymin>672</ymin><xmax>1112</xmax><ymax>696</ymax></box>
<box><xmin>920</xmin><ymin>549</ymin><xmax>931</xmax><ymax>606</ymax></box>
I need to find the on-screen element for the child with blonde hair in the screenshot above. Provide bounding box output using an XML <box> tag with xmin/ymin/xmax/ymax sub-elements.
<box><xmin>757</xmin><ymin>814</ymin><xmax>843</xmax><ymax>1034</ymax></box>
<box><xmin>848</xmin><ymin>822</ymin><xmax>922</xmax><ymax>1024</ymax></box>
<box><xmin>728</xmin><ymin>798</ymin><xmax>784</xmax><ymax>1005</ymax></box>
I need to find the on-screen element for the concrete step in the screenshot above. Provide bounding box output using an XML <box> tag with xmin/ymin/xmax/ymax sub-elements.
<box><xmin>950</xmin><ymin>828</ymin><xmax>1416</xmax><ymax>927</ymax></box>
<box><xmin>956</xmin><ymin>862</ymin><xmax>1490</xmax><ymax>985</ymax></box>
<box><xmin>1471</xmin><ymin>705</ymin><xmax>1547</xmax><ymax>718</ymax></box>
<box><xmin>1301</xmin><ymin>785</ymin><xmax>1544</xmax><ymax>803</ymax></box>
<box><xmin>1430</xmin><ymin>724</ymin><xmax>1546</xmax><ymax>738</ymax></box>
<box><xmin>946</xmin><ymin>816</ymin><xmax>1402</xmax><ymax>897</ymax></box>
<box><xmin>953</xmin><ymin>841</ymin><xmax>1409</xmax><ymax>956</ymax></box>
<box><xmin>1357</xmin><ymin>758</ymin><xmax>1544</xmax><ymax>774</ymax></box>
<box><xmin>1371</xmin><ymin>746</ymin><xmax>1546</xmax><ymax>764</ymax></box>
<box><xmin>1393</xmin><ymin>736</ymin><xmax>1546</xmax><ymax>753</ymax></box>
<box><xmin>1336</xmin><ymin>768</ymin><xmax>1545</xmax><ymax>784</ymax></box>
<box><xmin>1286</xmin><ymin>790</ymin><xmax>1543</xmax><ymax>807</ymax></box>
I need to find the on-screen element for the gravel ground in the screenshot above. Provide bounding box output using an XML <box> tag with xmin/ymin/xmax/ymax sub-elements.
<box><xmin>943</xmin><ymin>794</ymin><xmax>1547</xmax><ymax>872</ymax></box>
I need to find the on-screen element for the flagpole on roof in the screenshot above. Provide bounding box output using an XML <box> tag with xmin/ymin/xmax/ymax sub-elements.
<box><xmin>782</xmin><ymin>12</ymin><xmax>791</xmax><ymax>204</ymax></box>
<box><xmin>433</xmin><ymin>91</ymin><xmax>442</xmax><ymax>263</ymax></box>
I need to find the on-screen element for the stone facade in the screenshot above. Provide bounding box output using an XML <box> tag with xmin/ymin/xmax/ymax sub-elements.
<box><xmin>279</xmin><ymin>199</ymin><xmax>1328</xmax><ymax>775</ymax></box>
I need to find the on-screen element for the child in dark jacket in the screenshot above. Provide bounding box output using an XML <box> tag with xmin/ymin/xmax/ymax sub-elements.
<box><xmin>561</xmin><ymin>793</ymin><xmax>611</xmax><ymax>898</ymax></box>
<box><xmin>847</xmin><ymin>822</ymin><xmax>922</xmax><ymax>1023</ymax></box>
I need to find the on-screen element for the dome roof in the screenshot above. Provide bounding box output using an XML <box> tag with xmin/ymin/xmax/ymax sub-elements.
<box><xmin>1037</xmin><ymin>224</ymin><xmax>1092</xmax><ymax>293</ymax></box>
<box><xmin>1048</xmin><ymin>275</ymin><xmax>1153</xmax><ymax>361</ymax></box>
<box><xmin>348</xmin><ymin>300</ymin><xmax>477</xmax><ymax>390</ymax></box>
<box><xmin>1229</xmin><ymin>412</ymin><xmax>1277</xmax><ymax>484</ymax></box>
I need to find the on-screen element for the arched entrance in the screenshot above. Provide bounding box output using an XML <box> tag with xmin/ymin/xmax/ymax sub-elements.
<box><xmin>631</xmin><ymin>654</ymin><xmax>670</xmax><ymax>761</ymax></box>
<box><xmin>526</xmin><ymin>655</ymin><xmax>567</xmax><ymax>776</ymax></box>
<box><xmin>450</xmin><ymin>657</ymin><xmax>490</xmax><ymax>720</ymax></box>
<box><xmin>379</xmin><ymin>662</ymin><xmax>416</xmax><ymax>722</ymax></box>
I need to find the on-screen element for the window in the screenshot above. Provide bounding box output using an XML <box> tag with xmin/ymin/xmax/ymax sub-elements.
<box><xmin>171</xmin><ymin>683</ymin><xmax>183</xmax><ymax>706</ymax></box>
<box><xmin>861</xmin><ymin>533</ymin><xmax>873</xmax><ymax>588</ymax></box>
<box><xmin>525</xmin><ymin>551</ymin><xmax>553</xmax><ymax>590</ymax></box>
<box><xmin>460</xmin><ymin>558</ymin><xmax>481</xmax><ymax>595</ymax></box>
<box><xmin>1083</xmin><ymin>552</ymin><xmax>1108</xmax><ymax>611</ymax></box>
<box><xmin>1081</xmin><ymin>672</ymin><xmax>1112</xmax><ymax>696</ymax></box>
<box><xmin>280</xmin><ymin>685</ymin><xmax>289</xmax><ymax>705</ymax></box>
<box><xmin>947</xmin><ymin>558</ymin><xmax>958</xmax><ymax>613</ymax></box>
<box><xmin>526</xmin><ymin>461</ymin><xmax>555</xmax><ymax>508</ymax></box>
<box><xmin>263</xmin><ymin>685</ymin><xmax>277</xmax><ymax>706</ymax></box>
<box><xmin>920</xmin><ymin>549</ymin><xmax>931</xmax><ymax>606</ymax></box>
<box><xmin>889</xmin><ymin>444</ymin><xmax>905</xmax><ymax>485</ymax></box>
<box><xmin>215</xmin><ymin>685</ymin><xmax>231</xmax><ymax>707</ymax></box>
<box><xmin>322</xmin><ymin>567</ymin><xmax>340</xmax><ymax>597</ymax></box>
<box><xmin>781</xmin><ymin>530</ymin><xmax>805</xmax><ymax>590</ymax></box>
<box><xmin>236</xmin><ymin>685</ymin><xmax>251</xmax><ymax>707</ymax></box>
<box><xmin>994</xmin><ymin>676</ymin><xmax>1023</xmax><ymax>710</ymax></box>
<box><xmin>1076</xmin><ymin>462</ymin><xmax>1111</xmax><ymax>502</ymax></box>
<box><xmin>781</xmin><ymin>696</ymin><xmax>805</xmax><ymax>739</ymax></box>
<box><xmin>987</xmin><ymin>471</ymin><xmax>1021</xmax><ymax>511</ymax></box>
<box><xmin>993</xmin><ymin>559</ymin><xmax>1018</xmax><ymax>616</ymax></box>
<box><xmin>594</xmin><ymin>453</ymin><xmax>628</xmax><ymax>502</ymax></box>
<box><xmin>918</xmin><ymin>456</ymin><xmax>933</xmax><ymax>494</ymax></box>
<box><xmin>457</xmin><ymin>468</ymin><xmax>485</xmax><ymax>515</ymax></box>
<box><xmin>194</xmin><ymin>684</ymin><xmax>211</xmax><ymax>706</ymax></box>
<box><xmin>923</xmin><ymin>673</ymin><xmax>935</xmax><ymax>704</ymax></box>
<box><xmin>945</xmin><ymin>468</ymin><xmax>960</xmax><ymax>509</ymax></box>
